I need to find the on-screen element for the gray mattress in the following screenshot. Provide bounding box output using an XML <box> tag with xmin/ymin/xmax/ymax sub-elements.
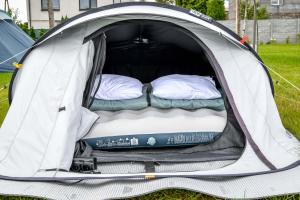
<box><xmin>83</xmin><ymin>108</ymin><xmax>227</xmax><ymax>149</ymax></box>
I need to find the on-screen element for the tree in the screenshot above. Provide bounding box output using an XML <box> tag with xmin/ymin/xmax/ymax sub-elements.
<box><xmin>240</xmin><ymin>0</ymin><xmax>268</xmax><ymax>20</ymax></box>
<box><xmin>47</xmin><ymin>0</ymin><xmax>55</xmax><ymax>28</ymax></box>
<box><xmin>4</xmin><ymin>0</ymin><xmax>10</xmax><ymax>12</ymax></box>
<box><xmin>176</xmin><ymin>0</ymin><xmax>208</xmax><ymax>14</ymax></box>
<box><xmin>206</xmin><ymin>0</ymin><xmax>226</xmax><ymax>20</ymax></box>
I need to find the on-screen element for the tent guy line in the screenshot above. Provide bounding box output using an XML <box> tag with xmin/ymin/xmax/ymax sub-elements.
<box><xmin>0</xmin><ymin>98</ymin><xmax>8</xmax><ymax>104</ymax></box>
<box><xmin>0</xmin><ymin>14</ymin><xmax>34</xmax><ymax>65</ymax></box>
<box><xmin>222</xmin><ymin>34</ymin><xmax>300</xmax><ymax>94</ymax></box>
<box><xmin>0</xmin><ymin>44</ymin><xmax>32</xmax><ymax>66</ymax></box>
<box><xmin>275</xmin><ymin>95</ymin><xmax>300</xmax><ymax>104</ymax></box>
<box><xmin>0</xmin><ymin>12</ymin><xmax>33</xmax><ymax>72</ymax></box>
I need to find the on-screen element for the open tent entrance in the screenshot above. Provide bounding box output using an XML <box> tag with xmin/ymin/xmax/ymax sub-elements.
<box><xmin>74</xmin><ymin>19</ymin><xmax>246</xmax><ymax>174</ymax></box>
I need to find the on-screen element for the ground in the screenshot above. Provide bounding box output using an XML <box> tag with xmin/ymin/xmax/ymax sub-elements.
<box><xmin>0</xmin><ymin>44</ymin><xmax>299</xmax><ymax>199</ymax></box>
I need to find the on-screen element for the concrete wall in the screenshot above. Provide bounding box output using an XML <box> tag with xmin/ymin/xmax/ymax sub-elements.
<box><xmin>219</xmin><ymin>18</ymin><xmax>300</xmax><ymax>43</ymax></box>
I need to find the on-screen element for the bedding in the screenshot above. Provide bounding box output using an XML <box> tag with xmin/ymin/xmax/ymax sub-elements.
<box><xmin>92</xmin><ymin>74</ymin><xmax>143</xmax><ymax>100</ymax></box>
<box><xmin>90</xmin><ymin>86</ymin><xmax>148</xmax><ymax>111</ymax></box>
<box><xmin>151</xmin><ymin>74</ymin><xmax>221</xmax><ymax>100</ymax></box>
<box><xmin>149</xmin><ymin>91</ymin><xmax>225</xmax><ymax>110</ymax></box>
<box><xmin>83</xmin><ymin>107</ymin><xmax>227</xmax><ymax>149</ymax></box>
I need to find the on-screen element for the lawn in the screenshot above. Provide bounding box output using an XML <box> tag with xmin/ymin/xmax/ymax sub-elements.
<box><xmin>259</xmin><ymin>44</ymin><xmax>300</xmax><ymax>139</ymax></box>
<box><xmin>0</xmin><ymin>44</ymin><xmax>299</xmax><ymax>199</ymax></box>
<box><xmin>0</xmin><ymin>73</ymin><xmax>11</xmax><ymax>127</ymax></box>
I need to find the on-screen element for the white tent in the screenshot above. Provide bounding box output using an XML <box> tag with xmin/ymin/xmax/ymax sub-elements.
<box><xmin>0</xmin><ymin>2</ymin><xmax>299</xmax><ymax>199</ymax></box>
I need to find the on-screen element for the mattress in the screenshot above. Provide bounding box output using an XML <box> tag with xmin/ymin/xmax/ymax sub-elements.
<box><xmin>83</xmin><ymin>107</ymin><xmax>227</xmax><ymax>149</ymax></box>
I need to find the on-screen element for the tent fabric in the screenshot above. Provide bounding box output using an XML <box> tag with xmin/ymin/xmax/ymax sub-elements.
<box><xmin>2</xmin><ymin>11</ymin><xmax>299</xmax><ymax>176</ymax></box>
<box><xmin>0</xmin><ymin>3</ymin><xmax>299</xmax><ymax>198</ymax></box>
<box><xmin>0</xmin><ymin>165</ymin><xmax>300</xmax><ymax>199</ymax></box>
<box><xmin>0</xmin><ymin>27</ymin><xmax>97</xmax><ymax>176</ymax></box>
<box><xmin>0</xmin><ymin>10</ymin><xmax>33</xmax><ymax>72</ymax></box>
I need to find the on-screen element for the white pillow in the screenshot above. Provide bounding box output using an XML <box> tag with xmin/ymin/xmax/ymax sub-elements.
<box><xmin>92</xmin><ymin>74</ymin><xmax>143</xmax><ymax>100</ymax></box>
<box><xmin>151</xmin><ymin>74</ymin><xmax>221</xmax><ymax>100</ymax></box>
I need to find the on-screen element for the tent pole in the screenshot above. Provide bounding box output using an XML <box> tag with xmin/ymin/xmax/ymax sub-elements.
<box><xmin>4</xmin><ymin>0</ymin><xmax>7</xmax><ymax>12</ymax></box>
<box><xmin>253</xmin><ymin>0</ymin><xmax>257</xmax><ymax>52</ymax></box>
<box><xmin>235</xmin><ymin>0</ymin><xmax>241</xmax><ymax>36</ymax></box>
<box><xmin>242</xmin><ymin>0</ymin><xmax>248</xmax><ymax>36</ymax></box>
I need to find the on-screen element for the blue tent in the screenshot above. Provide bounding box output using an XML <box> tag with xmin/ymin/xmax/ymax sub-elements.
<box><xmin>0</xmin><ymin>10</ymin><xmax>34</xmax><ymax>72</ymax></box>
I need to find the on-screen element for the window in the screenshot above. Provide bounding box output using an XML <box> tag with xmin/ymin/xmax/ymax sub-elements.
<box><xmin>270</xmin><ymin>0</ymin><xmax>283</xmax><ymax>6</ymax></box>
<box><xmin>80</xmin><ymin>0</ymin><xmax>97</xmax><ymax>10</ymax></box>
<box><xmin>41</xmin><ymin>0</ymin><xmax>60</xmax><ymax>11</ymax></box>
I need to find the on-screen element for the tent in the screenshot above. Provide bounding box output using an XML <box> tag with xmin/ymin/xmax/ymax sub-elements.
<box><xmin>0</xmin><ymin>10</ymin><xmax>34</xmax><ymax>72</ymax></box>
<box><xmin>0</xmin><ymin>2</ymin><xmax>299</xmax><ymax>199</ymax></box>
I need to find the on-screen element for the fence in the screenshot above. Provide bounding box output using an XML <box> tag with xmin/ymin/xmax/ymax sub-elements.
<box><xmin>218</xmin><ymin>18</ymin><xmax>300</xmax><ymax>44</ymax></box>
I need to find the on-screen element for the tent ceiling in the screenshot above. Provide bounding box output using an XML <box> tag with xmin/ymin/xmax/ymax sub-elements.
<box><xmin>105</xmin><ymin>20</ymin><xmax>202</xmax><ymax>54</ymax></box>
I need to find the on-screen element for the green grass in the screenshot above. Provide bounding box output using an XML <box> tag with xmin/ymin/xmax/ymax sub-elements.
<box><xmin>0</xmin><ymin>44</ymin><xmax>299</xmax><ymax>199</ymax></box>
<box><xmin>0</xmin><ymin>73</ymin><xmax>11</xmax><ymax>126</ymax></box>
<box><xmin>259</xmin><ymin>44</ymin><xmax>300</xmax><ymax>139</ymax></box>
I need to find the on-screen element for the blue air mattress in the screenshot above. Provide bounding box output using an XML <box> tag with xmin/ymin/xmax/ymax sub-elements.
<box><xmin>83</xmin><ymin>107</ymin><xmax>227</xmax><ymax>149</ymax></box>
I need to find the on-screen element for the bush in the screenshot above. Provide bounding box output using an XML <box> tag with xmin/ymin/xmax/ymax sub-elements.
<box><xmin>296</xmin><ymin>33</ymin><xmax>300</xmax><ymax>44</ymax></box>
<box><xmin>176</xmin><ymin>0</ymin><xmax>208</xmax><ymax>14</ymax></box>
<box><xmin>29</xmin><ymin>27</ymin><xmax>36</xmax><ymax>40</ymax></box>
<box><xmin>266</xmin><ymin>38</ymin><xmax>277</xmax><ymax>44</ymax></box>
<box><xmin>206</xmin><ymin>0</ymin><xmax>225</xmax><ymax>20</ymax></box>
<box><xmin>60</xmin><ymin>15</ymin><xmax>69</xmax><ymax>23</ymax></box>
<box><xmin>16</xmin><ymin>22</ymin><xmax>30</xmax><ymax>35</ymax></box>
<box><xmin>285</xmin><ymin>36</ymin><xmax>290</xmax><ymax>44</ymax></box>
<box><xmin>156</xmin><ymin>0</ymin><xmax>175</xmax><ymax>4</ymax></box>
<box><xmin>39</xmin><ymin>29</ymin><xmax>47</xmax><ymax>38</ymax></box>
<box><xmin>257</xmin><ymin>6</ymin><xmax>268</xmax><ymax>19</ymax></box>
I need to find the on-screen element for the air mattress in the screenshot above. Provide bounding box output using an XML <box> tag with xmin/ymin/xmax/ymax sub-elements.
<box><xmin>83</xmin><ymin>108</ymin><xmax>227</xmax><ymax>149</ymax></box>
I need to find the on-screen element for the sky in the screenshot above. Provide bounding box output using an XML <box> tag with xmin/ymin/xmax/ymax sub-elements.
<box><xmin>0</xmin><ymin>0</ymin><xmax>27</xmax><ymax>22</ymax></box>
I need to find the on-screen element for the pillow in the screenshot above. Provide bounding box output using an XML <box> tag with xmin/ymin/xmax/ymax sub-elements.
<box><xmin>151</xmin><ymin>74</ymin><xmax>221</xmax><ymax>100</ymax></box>
<box><xmin>92</xmin><ymin>74</ymin><xmax>143</xmax><ymax>100</ymax></box>
<box><xmin>90</xmin><ymin>86</ymin><xmax>149</xmax><ymax>111</ymax></box>
<box><xmin>149</xmin><ymin>90</ymin><xmax>225</xmax><ymax>111</ymax></box>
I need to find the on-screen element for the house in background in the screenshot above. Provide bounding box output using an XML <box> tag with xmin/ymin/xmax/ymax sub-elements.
<box><xmin>27</xmin><ymin>0</ymin><xmax>153</xmax><ymax>29</ymax></box>
<box><xmin>228</xmin><ymin>0</ymin><xmax>300</xmax><ymax>20</ymax></box>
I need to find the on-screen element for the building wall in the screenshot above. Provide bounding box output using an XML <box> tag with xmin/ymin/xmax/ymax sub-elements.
<box><xmin>261</xmin><ymin>0</ymin><xmax>300</xmax><ymax>18</ymax></box>
<box><xmin>228</xmin><ymin>0</ymin><xmax>300</xmax><ymax>20</ymax></box>
<box><xmin>219</xmin><ymin>18</ymin><xmax>300</xmax><ymax>43</ymax></box>
<box><xmin>27</xmin><ymin>0</ymin><xmax>137</xmax><ymax>29</ymax></box>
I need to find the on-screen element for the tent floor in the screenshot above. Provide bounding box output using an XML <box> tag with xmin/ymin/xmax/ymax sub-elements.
<box><xmin>0</xmin><ymin>165</ymin><xmax>299</xmax><ymax>199</ymax></box>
